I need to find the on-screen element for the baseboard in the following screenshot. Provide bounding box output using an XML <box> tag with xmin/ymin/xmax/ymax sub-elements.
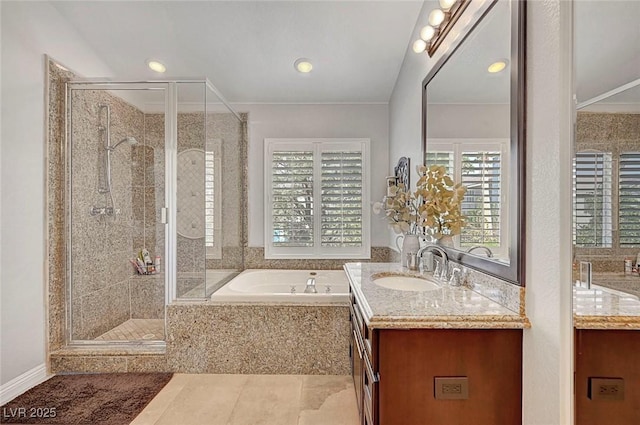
<box><xmin>0</xmin><ymin>364</ymin><xmax>50</xmax><ymax>405</ymax></box>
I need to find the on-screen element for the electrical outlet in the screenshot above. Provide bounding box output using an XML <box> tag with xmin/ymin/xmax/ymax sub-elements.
<box><xmin>588</xmin><ymin>377</ymin><xmax>624</xmax><ymax>401</ymax></box>
<box><xmin>435</xmin><ymin>377</ymin><xmax>469</xmax><ymax>400</ymax></box>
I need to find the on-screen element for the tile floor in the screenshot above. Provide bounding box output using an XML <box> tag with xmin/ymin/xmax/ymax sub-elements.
<box><xmin>94</xmin><ymin>319</ymin><xmax>165</xmax><ymax>341</ymax></box>
<box><xmin>131</xmin><ymin>374</ymin><xmax>359</xmax><ymax>425</ymax></box>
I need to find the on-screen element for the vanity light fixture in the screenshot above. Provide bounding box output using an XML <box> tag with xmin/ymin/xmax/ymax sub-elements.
<box><xmin>420</xmin><ymin>25</ymin><xmax>436</xmax><ymax>42</ymax></box>
<box><xmin>439</xmin><ymin>0</ymin><xmax>457</xmax><ymax>11</ymax></box>
<box><xmin>147</xmin><ymin>60</ymin><xmax>166</xmax><ymax>73</ymax></box>
<box><xmin>412</xmin><ymin>0</ymin><xmax>471</xmax><ymax>57</ymax></box>
<box><xmin>428</xmin><ymin>9</ymin><xmax>446</xmax><ymax>27</ymax></box>
<box><xmin>413</xmin><ymin>39</ymin><xmax>428</xmax><ymax>53</ymax></box>
<box><xmin>294</xmin><ymin>58</ymin><xmax>313</xmax><ymax>73</ymax></box>
<box><xmin>488</xmin><ymin>60</ymin><xmax>508</xmax><ymax>73</ymax></box>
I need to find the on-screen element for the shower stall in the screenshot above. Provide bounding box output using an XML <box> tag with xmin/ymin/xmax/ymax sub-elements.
<box><xmin>64</xmin><ymin>80</ymin><xmax>244</xmax><ymax>345</ymax></box>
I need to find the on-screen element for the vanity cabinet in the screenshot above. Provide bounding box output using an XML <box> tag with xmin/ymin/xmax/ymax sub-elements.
<box><xmin>349</xmin><ymin>287</ymin><xmax>523</xmax><ymax>425</ymax></box>
<box><xmin>575</xmin><ymin>329</ymin><xmax>640</xmax><ymax>425</ymax></box>
<box><xmin>350</xmin><ymin>287</ymin><xmax>377</xmax><ymax>425</ymax></box>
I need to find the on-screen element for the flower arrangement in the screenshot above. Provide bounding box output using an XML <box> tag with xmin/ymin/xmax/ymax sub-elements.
<box><xmin>372</xmin><ymin>183</ymin><xmax>421</xmax><ymax>235</ymax></box>
<box><xmin>373</xmin><ymin>165</ymin><xmax>467</xmax><ymax>239</ymax></box>
<box><xmin>415</xmin><ymin>164</ymin><xmax>467</xmax><ymax>239</ymax></box>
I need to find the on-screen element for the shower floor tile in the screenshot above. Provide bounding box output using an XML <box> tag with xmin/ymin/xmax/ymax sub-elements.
<box><xmin>95</xmin><ymin>319</ymin><xmax>165</xmax><ymax>341</ymax></box>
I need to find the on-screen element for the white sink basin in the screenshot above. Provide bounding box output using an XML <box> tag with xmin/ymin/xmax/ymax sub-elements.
<box><xmin>373</xmin><ymin>276</ymin><xmax>441</xmax><ymax>292</ymax></box>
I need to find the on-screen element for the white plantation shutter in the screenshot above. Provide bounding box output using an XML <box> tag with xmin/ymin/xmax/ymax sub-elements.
<box><xmin>573</xmin><ymin>152</ymin><xmax>613</xmax><ymax>247</ymax></box>
<box><xmin>426</xmin><ymin>141</ymin><xmax>508</xmax><ymax>256</ymax></box>
<box><xmin>205</xmin><ymin>139</ymin><xmax>222</xmax><ymax>258</ymax></box>
<box><xmin>321</xmin><ymin>151</ymin><xmax>363</xmax><ymax>247</ymax></box>
<box><xmin>425</xmin><ymin>152</ymin><xmax>454</xmax><ymax>175</ymax></box>
<box><xmin>619</xmin><ymin>152</ymin><xmax>640</xmax><ymax>247</ymax></box>
<box><xmin>271</xmin><ymin>151</ymin><xmax>314</xmax><ymax>247</ymax></box>
<box><xmin>265</xmin><ymin>139</ymin><xmax>370</xmax><ymax>259</ymax></box>
<box><xmin>460</xmin><ymin>152</ymin><xmax>501</xmax><ymax>247</ymax></box>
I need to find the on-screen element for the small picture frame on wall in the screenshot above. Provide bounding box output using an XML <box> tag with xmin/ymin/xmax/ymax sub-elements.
<box><xmin>386</xmin><ymin>176</ymin><xmax>397</xmax><ymax>197</ymax></box>
<box><xmin>394</xmin><ymin>157</ymin><xmax>410</xmax><ymax>191</ymax></box>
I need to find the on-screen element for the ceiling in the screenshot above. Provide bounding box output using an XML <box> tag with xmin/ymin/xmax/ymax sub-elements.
<box><xmin>51</xmin><ymin>1</ymin><xmax>640</xmax><ymax>106</ymax></box>
<box><xmin>575</xmin><ymin>0</ymin><xmax>640</xmax><ymax>104</ymax></box>
<box><xmin>52</xmin><ymin>0</ymin><xmax>423</xmax><ymax>104</ymax></box>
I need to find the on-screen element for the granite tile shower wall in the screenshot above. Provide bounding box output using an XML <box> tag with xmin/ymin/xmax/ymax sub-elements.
<box><xmin>68</xmin><ymin>88</ymin><xmax>143</xmax><ymax>339</ymax></box>
<box><xmin>575</xmin><ymin>112</ymin><xmax>640</xmax><ymax>272</ymax></box>
<box><xmin>48</xmin><ymin>60</ymin><xmax>76</xmax><ymax>351</ymax></box>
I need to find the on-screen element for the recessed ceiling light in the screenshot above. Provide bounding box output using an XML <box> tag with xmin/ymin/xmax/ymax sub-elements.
<box><xmin>488</xmin><ymin>60</ymin><xmax>508</xmax><ymax>73</ymax></box>
<box><xmin>294</xmin><ymin>58</ymin><xmax>313</xmax><ymax>73</ymax></box>
<box><xmin>147</xmin><ymin>60</ymin><xmax>166</xmax><ymax>73</ymax></box>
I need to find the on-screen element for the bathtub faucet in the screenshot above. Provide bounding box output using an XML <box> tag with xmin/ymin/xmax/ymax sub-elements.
<box><xmin>304</xmin><ymin>277</ymin><xmax>317</xmax><ymax>294</ymax></box>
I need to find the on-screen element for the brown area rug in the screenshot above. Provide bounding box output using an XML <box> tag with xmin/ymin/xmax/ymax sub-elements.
<box><xmin>1</xmin><ymin>373</ymin><xmax>173</xmax><ymax>425</ymax></box>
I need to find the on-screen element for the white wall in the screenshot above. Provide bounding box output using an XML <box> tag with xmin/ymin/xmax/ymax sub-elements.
<box><xmin>388</xmin><ymin>0</ymin><xmax>573</xmax><ymax>423</ymax></box>
<box><xmin>427</xmin><ymin>104</ymin><xmax>510</xmax><ymax>138</ymax></box>
<box><xmin>238</xmin><ymin>103</ymin><xmax>389</xmax><ymax>248</ymax></box>
<box><xmin>523</xmin><ymin>1</ymin><xmax>573</xmax><ymax>423</ymax></box>
<box><xmin>0</xmin><ymin>1</ymin><xmax>113</xmax><ymax>386</ymax></box>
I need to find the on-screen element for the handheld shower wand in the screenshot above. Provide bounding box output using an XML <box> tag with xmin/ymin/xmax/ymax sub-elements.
<box><xmin>94</xmin><ymin>104</ymin><xmax>138</xmax><ymax>218</ymax></box>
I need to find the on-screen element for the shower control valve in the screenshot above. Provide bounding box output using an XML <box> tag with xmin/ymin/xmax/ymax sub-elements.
<box><xmin>89</xmin><ymin>206</ymin><xmax>115</xmax><ymax>216</ymax></box>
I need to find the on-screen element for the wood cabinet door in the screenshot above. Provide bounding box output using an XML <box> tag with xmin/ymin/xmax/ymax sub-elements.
<box><xmin>378</xmin><ymin>329</ymin><xmax>522</xmax><ymax>425</ymax></box>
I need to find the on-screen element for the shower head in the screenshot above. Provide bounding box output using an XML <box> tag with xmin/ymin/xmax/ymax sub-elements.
<box><xmin>108</xmin><ymin>136</ymin><xmax>138</xmax><ymax>150</ymax></box>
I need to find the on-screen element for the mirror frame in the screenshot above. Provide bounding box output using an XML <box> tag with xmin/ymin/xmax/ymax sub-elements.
<box><xmin>421</xmin><ymin>0</ymin><xmax>526</xmax><ymax>285</ymax></box>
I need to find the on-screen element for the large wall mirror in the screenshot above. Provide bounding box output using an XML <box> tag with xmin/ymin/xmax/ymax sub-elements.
<box><xmin>422</xmin><ymin>0</ymin><xmax>525</xmax><ymax>285</ymax></box>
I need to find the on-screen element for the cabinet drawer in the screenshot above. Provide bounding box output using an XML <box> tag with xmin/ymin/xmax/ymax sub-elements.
<box><xmin>363</xmin><ymin>354</ymin><xmax>378</xmax><ymax>425</ymax></box>
<box><xmin>350</xmin><ymin>297</ymin><xmax>365</xmax><ymax>336</ymax></box>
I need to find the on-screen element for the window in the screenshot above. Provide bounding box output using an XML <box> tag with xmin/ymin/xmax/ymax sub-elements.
<box><xmin>205</xmin><ymin>139</ymin><xmax>222</xmax><ymax>258</ymax></box>
<box><xmin>572</xmin><ymin>152</ymin><xmax>613</xmax><ymax>247</ymax></box>
<box><xmin>265</xmin><ymin>139</ymin><xmax>370</xmax><ymax>259</ymax></box>
<box><xmin>426</xmin><ymin>139</ymin><xmax>508</xmax><ymax>256</ymax></box>
<box><xmin>619</xmin><ymin>152</ymin><xmax>640</xmax><ymax>247</ymax></box>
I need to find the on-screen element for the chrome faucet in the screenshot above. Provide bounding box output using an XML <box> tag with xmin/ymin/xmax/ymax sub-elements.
<box><xmin>417</xmin><ymin>245</ymin><xmax>449</xmax><ymax>280</ymax></box>
<box><xmin>449</xmin><ymin>268</ymin><xmax>463</xmax><ymax>286</ymax></box>
<box><xmin>304</xmin><ymin>277</ymin><xmax>317</xmax><ymax>293</ymax></box>
<box><xmin>467</xmin><ymin>245</ymin><xmax>494</xmax><ymax>257</ymax></box>
<box><xmin>579</xmin><ymin>261</ymin><xmax>592</xmax><ymax>289</ymax></box>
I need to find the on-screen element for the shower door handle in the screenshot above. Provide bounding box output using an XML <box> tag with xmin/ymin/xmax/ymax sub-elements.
<box><xmin>161</xmin><ymin>207</ymin><xmax>168</xmax><ymax>224</ymax></box>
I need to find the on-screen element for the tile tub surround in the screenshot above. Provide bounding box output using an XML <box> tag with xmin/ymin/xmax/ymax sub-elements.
<box><xmin>243</xmin><ymin>246</ymin><xmax>394</xmax><ymax>270</ymax></box>
<box><xmin>344</xmin><ymin>262</ymin><xmax>530</xmax><ymax>329</ymax></box>
<box><xmin>166</xmin><ymin>303</ymin><xmax>350</xmax><ymax>375</ymax></box>
<box><xmin>574</xmin><ymin>284</ymin><xmax>640</xmax><ymax>330</ymax></box>
<box><xmin>591</xmin><ymin>272</ymin><xmax>640</xmax><ymax>298</ymax></box>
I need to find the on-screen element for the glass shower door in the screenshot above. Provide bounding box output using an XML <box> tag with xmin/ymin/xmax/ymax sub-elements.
<box><xmin>66</xmin><ymin>82</ymin><xmax>170</xmax><ymax>343</ymax></box>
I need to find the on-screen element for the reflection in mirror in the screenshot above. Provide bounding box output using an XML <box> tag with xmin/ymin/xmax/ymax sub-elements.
<box><xmin>422</xmin><ymin>0</ymin><xmax>525</xmax><ymax>284</ymax></box>
<box><xmin>573</xmin><ymin>81</ymin><xmax>640</xmax><ymax>295</ymax></box>
<box><xmin>572</xmin><ymin>0</ymin><xmax>640</xmax><ymax>293</ymax></box>
<box><xmin>572</xmin><ymin>2</ymin><xmax>640</xmax><ymax>423</ymax></box>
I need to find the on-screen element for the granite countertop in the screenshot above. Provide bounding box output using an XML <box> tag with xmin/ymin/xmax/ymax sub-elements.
<box><xmin>344</xmin><ymin>262</ymin><xmax>529</xmax><ymax>330</ymax></box>
<box><xmin>573</xmin><ymin>279</ymin><xmax>640</xmax><ymax>329</ymax></box>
